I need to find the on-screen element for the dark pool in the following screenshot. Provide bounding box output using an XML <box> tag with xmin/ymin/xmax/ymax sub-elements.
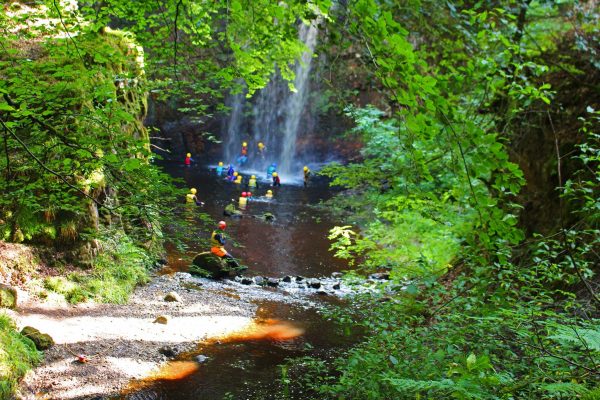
<box><xmin>161</xmin><ymin>161</ymin><xmax>348</xmax><ymax>278</ymax></box>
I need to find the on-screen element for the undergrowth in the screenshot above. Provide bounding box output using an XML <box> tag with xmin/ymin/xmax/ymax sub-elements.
<box><xmin>0</xmin><ymin>313</ymin><xmax>41</xmax><ymax>398</ymax></box>
<box><xmin>43</xmin><ymin>234</ymin><xmax>152</xmax><ymax>304</ymax></box>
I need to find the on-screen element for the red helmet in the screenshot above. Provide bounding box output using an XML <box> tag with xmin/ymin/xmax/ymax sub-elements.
<box><xmin>241</xmin><ymin>192</ymin><xmax>247</xmax><ymax>197</ymax></box>
<box><xmin>218</xmin><ymin>221</ymin><xmax>227</xmax><ymax>230</ymax></box>
<box><xmin>247</xmin><ymin>192</ymin><xmax>252</xmax><ymax>197</ymax></box>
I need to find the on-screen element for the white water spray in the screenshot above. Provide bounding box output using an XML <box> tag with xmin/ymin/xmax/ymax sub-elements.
<box><xmin>222</xmin><ymin>21</ymin><xmax>319</xmax><ymax>181</ymax></box>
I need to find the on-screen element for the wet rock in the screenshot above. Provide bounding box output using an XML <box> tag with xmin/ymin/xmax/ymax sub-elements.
<box><xmin>369</xmin><ymin>272</ymin><xmax>390</xmax><ymax>280</ymax></box>
<box><xmin>159</xmin><ymin>345</ymin><xmax>178</xmax><ymax>358</ymax></box>
<box><xmin>331</xmin><ymin>272</ymin><xmax>343</xmax><ymax>279</ymax></box>
<box><xmin>241</xmin><ymin>277</ymin><xmax>253</xmax><ymax>285</ymax></box>
<box><xmin>154</xmin><ymin>258</ymin><xmax>168</xmax><ymax>268</ymax></box>
<box><xmin>282</xmin><ymin>276</ymin><xmax>292</xmax><ymax>283</ymax></box>
<box><xmin>195</xmin><ymin>355</ymin><xmax>209</xmax><ymax>363</ymax></box>
<box><xmin>295</xmin><ymin>276</ymin><xmax>305</xmax><ymax>282</ymax></box>
<box><xmin>164</xmin><ymin>292</ymin><xmax>182</xmax><ymax>302</ymax></box>
<box><xmin>190</xmin><ymin>252</ymin><xmax>246</xmax><ymax>279</ymax></box>
<box><xmin>332</xmin><ymin>282</ymin><xmax>341</xmax><ymax>290</ymax></box>
<box><xmin>21</xmin><ymin>326</ymin><xmax>54</xmax><ymax>350</ymax></box>
<box><xmin>308</xmin><ymin>280</ymin><xmax>321</xmax><ymax>289</ymax></box>
<box><xmin>0</xmin><ymin>283</ymin><xmax>17</xmax><ymax>309</ymax></box>
<box><xmin>223</xmin><ymin>204</ymin><xmax>236</xmax><ymax>216</ymax></box>
<box><xmin>263</xmin><ymin>212</ymin><xmax>275</xmax><ymax>221</ymax></box>
<box><xmin>254</xmin><ymin>276</ymin><xmax>266</xmax><ymax>286</ymax></box>
<box><xmin>267</xmin><ymin>278</ymin><xmax>279</xmax><ymax>287</ymax></box>
<box><xmin>316</xmin><ymin>290</ymin><xmax>328</xmax><ymax>296</ymax></box>
<box><xmin>153</xmin><ymin>315</ymin><xmax>169</xmax><ymax>324</ymax></box>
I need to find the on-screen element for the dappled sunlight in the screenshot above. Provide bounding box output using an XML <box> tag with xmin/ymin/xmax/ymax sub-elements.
<box><xmin>149</xmin><ymin>361</ymin><xmax>199</xmax><ymax>381</ymax></box>
<box><xmin>215</xmin><ymin>318</ymin><xmax>305</xmax><ymax>343</ymax></box>
<box><xmin>18</xmin><ymin>313</ymin><xmax>252</xmax><ymax>344</ymax></box>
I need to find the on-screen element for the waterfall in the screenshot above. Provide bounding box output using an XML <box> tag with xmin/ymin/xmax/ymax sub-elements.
<box><xmin>222</xmin><ymin>91</ymin><xmax>245</xmax><ymax>166</ymax></box>
<box><xmin>222</xmin><ymin>20</ymin><xmax>319</xmax><ymax>181</ymax></box>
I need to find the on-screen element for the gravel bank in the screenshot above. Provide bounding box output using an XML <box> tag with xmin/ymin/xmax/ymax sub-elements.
<box><xmin>14</xmin><ymin>273</ymin><xmax>258</xmax><ymax>400</ymax></box>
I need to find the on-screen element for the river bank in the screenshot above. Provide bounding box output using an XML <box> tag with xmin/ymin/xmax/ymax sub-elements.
<box><xmin>12</xmin><ymin>272</ymin><xmax>257</xmax><ymax>399</ymax></box>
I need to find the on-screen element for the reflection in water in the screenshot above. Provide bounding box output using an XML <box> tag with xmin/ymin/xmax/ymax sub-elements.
<box><xmin>215</xmin><ymin>318</ymin><xmax>305</xmax><ymax>343</ymax></box>
<box><xmin>150</xmin><ymin>361</ymin><xmax>199</xmax><ymax>381</ymax></box>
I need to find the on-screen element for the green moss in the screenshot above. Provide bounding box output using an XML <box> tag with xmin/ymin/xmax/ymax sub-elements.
<box><xmin>0</xmin><ymin>314</ymin><xmax>41</xmax><ymax>398</ymax></box>
<box><xmin>43</xmin><ymin>234</ymin><xmax>151</xmax><ymax>304</ymax></box>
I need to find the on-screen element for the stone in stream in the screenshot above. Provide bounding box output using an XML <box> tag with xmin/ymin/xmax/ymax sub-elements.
<box><xmin>316</xmin><ymin>290</ymin><xmax>328</xmax><ymax>296</ymax></box>
<box><xmin>267</xmin><ymin>278</ymin><xmax>279</xmax><ymax>287</ymax></box>
<box><xmin>223</xmin><ymin>204</ymin><xmax>243</xmax><ymax>218</ymax></box>
<box><xmin>295</xmin><ymin>276</ymin><xmax>305</xmax><ymax>282</ymax></box>
<box><xmin>369</xmin><ymin>272</ymin><xmax>391</xmax><ymax>280</ymax></box>
<box><xmin>307</xmin><ymin>279</ymin><xmax>321</xmax><ymax>289</ymax></box>
<box><xmin>254</xmin><ymin>276</ymin><xmax>266</xmax><ymax>286</ymax></box>
<box><xmin>241</xmin><ymin>277</ymin><xmax>253</xmax><ymax>285</ymax></box>
<box><xmin>262</xmin><ymin>212</ymin><xmax>275</xmax><ymax>221</ymax></box>
<box><xmin>282</xmin><ymin>276</ymin><xmax>292</xmax><ymax>283</ymax></box>
<box><xmin>0</xmin><ymin>283</ymin><xmax>17</xmax><ymax>309</ymax></box>
<box><xmin>164</xmin><ymin>292</ymin><xmax>182</xmax><ymax>302</ymax></box>
<box><xmin>20</xmin><ymin>326</ymin><xmax>54</xmax><ymax>350</ymax></box>
<box><xmin>153</xmin><ymin>315</ymin><xmax>169</xmax><ymax>324</ymax></box>
<box><xmin>195</xmin><ymin>355</ymin><xmax>209</xmax><ymax>363</ymax></box>
<box><xmin>331</xmin><ymin>272</ymin><xmax>343</xmax><ymax>279</ymax></box>
<box><xmin>332</xmin><ymin>282</ymin><xmax>341</xmax><ymax>290</ymax></box>
<box><xmin>159</xmin><ymin>345</ymin><xmax>179</xmax><ymax>358</ymax></box>
<box><xmin>189</xmin><ymin>252</ymin><xmax>247</xmax><ymax>279</ymax></box>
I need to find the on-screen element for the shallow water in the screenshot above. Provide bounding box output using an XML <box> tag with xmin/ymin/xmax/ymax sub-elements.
<box><xmin>162</xmin><ymin>161</ymin><xmax>348</xmax><ymax>278</ymax></box>
<box><xmin>121</xmin><ymin>161</ymin><xmax>355</xmax><ymax>399</ymax></box>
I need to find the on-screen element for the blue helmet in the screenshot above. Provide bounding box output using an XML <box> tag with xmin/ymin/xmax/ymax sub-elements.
<box><xmin>271</xmin><ymin>163</ymin><xmax>277</xmax><ymax>168</ymax></box>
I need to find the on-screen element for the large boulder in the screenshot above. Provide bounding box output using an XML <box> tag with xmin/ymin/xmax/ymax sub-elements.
<box><xmin>190</xmin><ymin>252</ymin><xmax>246</xmax><ymax>279</ymax></box>
<box><xmin>0</xmin><ymin>283</ymin><xmax>17</xmax><ymax>309</ymax></box>
<box><xmin>21</xmin><ymin>326</ymin><xmax>54</xmax><ymax>350</ymax></box>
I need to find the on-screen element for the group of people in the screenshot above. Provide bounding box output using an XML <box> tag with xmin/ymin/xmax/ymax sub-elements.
<box><xmin>184</xmin><ymin>141</ymin><xmax>313</xmax><ymax>266</ymax></box>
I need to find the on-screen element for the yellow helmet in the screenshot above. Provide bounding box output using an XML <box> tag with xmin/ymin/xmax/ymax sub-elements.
<box><xmin>272</xmin><ymin>172</ymin><xmax>278</xmax><ymax>177</ymax></box>
<box><xmin>251</xmin><ymin>175</ymin><xmax>256</xmax><ymax>179</ymax></box>
<box><xmin>186</xmin><ymin>153</ymin><xmax>191</xmax><ymax>157</ymax></box>
<box><xmin>258</xmin><ymin>142</ymin><xmax>264</xmax><ymax>147</ymax></box>
<box><xmin>190</xmin><ymin>188</ymin><xmax>197</xmax><ymax>194</ymax></box>
<box><xmin>242</xmin><ymin>142</ymin><xmax>247</xmax><ymax>147</ymax></box>
<box><xmin>233</xmin><ymin>171</ymin><xmax>239</xmax><ymax>177</ymax></box>
<box><xmin>267</xmin><ymin>190</ymin><xmax>273</xmax><ymax>194</ymax></box>
<box><xmin>303</xmin><ymin>166</ymin><xmax>308</xmax><ymax>171</ymax></box>
<box><xmin>218</xmin><ymin>161</ymin><xmax>223</xmax><ymax>166</ymax></box>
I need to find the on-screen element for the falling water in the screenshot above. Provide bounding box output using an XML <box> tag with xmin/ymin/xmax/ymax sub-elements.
<box><xmin>222</xmin><ymin>90</ymin><xmax>245</xmax><ymax>165</ymax></box>
<box><xmin>222</xmin><ymin>20</ymin><xmax>319</xmax><ymax>181</ymax></box>
<box><xmin>279</xmin><ymin>21</ymin><xmax>318</xmax><ymax>176</ymax></box>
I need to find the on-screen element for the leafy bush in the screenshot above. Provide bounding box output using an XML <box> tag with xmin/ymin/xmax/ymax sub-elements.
<box><xmin>43</xmin><ymin>232</ymin><xmax>151</xmax><ymax>304</ymax></box>
<box><xmin>0</xmin><ymin>314</ymin><xmax>41</xmax><ymax>398</ymax></box>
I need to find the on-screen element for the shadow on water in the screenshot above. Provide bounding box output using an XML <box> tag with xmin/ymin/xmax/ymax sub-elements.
<box><xmin>120</xmin><ymin>162</ymin><xmax>356</xmax><ymax>399</ymax></box>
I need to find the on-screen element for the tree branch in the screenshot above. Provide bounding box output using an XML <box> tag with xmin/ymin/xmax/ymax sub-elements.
<box><xmin>0</xmin><ymin>118</ymin><xmax>107</xmax><ymax>208</ymax></box>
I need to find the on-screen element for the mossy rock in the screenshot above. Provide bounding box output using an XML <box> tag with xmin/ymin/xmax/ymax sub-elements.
<box><xmin>223</xmin><ymin>204</ymin><xmax>242</xmax><ymax>217</ymax></box>
<box><xmin>190</xmin><ymin>252</ymin><xmax>246</xmax><ymax>279</ymax></box>
<box><xmin>0</xmin><ymin>284</ymin><xmax>17</xmax><ymax>309</ymax></box>
<box><xmin>21</xmin><ymin>326</ymin><xmax>54</xmax><ymax>350</ymax></box>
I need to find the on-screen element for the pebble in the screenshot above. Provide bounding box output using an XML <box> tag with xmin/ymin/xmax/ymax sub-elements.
<box><xmin>164</xmin><ymin>291</ymin><xmax>182</xmax><ymax>302</ymax></box>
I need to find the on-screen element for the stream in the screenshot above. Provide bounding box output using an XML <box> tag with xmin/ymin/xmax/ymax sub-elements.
<box><xmin>121</xmin><ymin>161</ymin><xmax>356</xmax><ymax>399</ymax></box>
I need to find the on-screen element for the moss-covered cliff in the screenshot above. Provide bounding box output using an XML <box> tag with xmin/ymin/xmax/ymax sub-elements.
<box><xmin>0</xmin><ymin>2</ymin><xmax>163</xmax><ymax>264</ymax></box>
